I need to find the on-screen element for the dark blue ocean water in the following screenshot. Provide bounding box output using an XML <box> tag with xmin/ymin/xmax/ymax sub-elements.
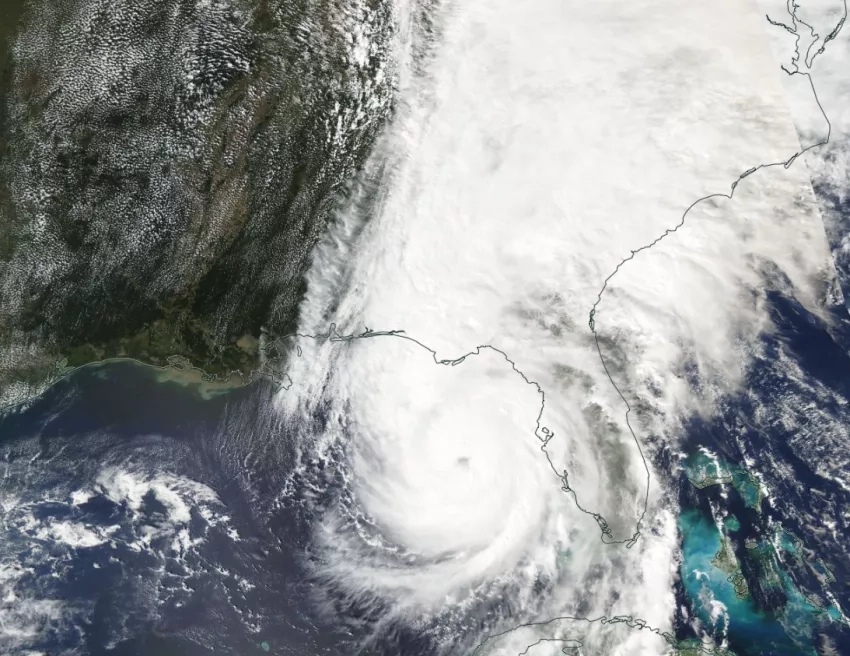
<box><xmin>673</xmin><ymin>289</ymin><xmax>850</xmax><ymax>655</ymax></box>
<box><xmin>3</xmin><ymin>286</ymin><xmax>850</xmax><ymax>656</ymax></box>
<box><xmin>0</xmin><ymin>364</ymin><xmax>356</xmax><ymax>656</ymax></box>
<box><xmin>0</xmin><ymin>359</ymin><xmax>459</xmax><ymax>656</ymax></box>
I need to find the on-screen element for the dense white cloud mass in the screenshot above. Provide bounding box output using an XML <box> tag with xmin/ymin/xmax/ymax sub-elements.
<box><xmin>761</xmin><ymin>0</ymin><xmax>850</xmax><ymax>304</ymax></box>
<box><xmin>276</xmin><ymin>0</ymin><xmax>840</xmax><ymax>652</ymax></box>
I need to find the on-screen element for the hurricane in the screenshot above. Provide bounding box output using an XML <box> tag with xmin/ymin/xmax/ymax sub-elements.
<box><xmin>271</xmin><ymin>0</ymin><xmax>843</xmax><ymax>653</ymax></box>
<box><xmin>1</xmin><ymin>0</ymin><xmax>848</xmax><ymax>653</ymax></box>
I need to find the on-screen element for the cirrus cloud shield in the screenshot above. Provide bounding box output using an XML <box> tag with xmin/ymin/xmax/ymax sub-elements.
<box><xmin>275</xmin><ymin>0</ymin><xmax>847</xmax><ymax>653</ymax></box>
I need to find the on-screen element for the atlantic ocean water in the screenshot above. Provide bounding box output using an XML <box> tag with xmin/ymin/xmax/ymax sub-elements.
<box><xmin>3</xmin><ymin>283</ymin><xmax>850</xmax><ymax>655</ymax></box>
<box><xmin>673</xmin><ymin>284</ymin><xmax>850</xmax><ymax>655</ymax></box>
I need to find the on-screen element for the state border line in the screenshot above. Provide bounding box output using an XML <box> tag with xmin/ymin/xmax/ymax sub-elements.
<box><xmin>472</xmin><ymin>2</ymin><xmax>848</xmax><ymax>653</ymax></box>
<box><xmin>273</xmin><ymin>2</ymin><xmax>847</xmax><ymax>653</ymax></box>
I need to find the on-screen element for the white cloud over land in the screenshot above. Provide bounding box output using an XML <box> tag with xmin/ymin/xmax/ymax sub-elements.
<box><xmin>276</xmin><ymin>0</ymin><xmax>843</xmax><ymax>653</ymax></box>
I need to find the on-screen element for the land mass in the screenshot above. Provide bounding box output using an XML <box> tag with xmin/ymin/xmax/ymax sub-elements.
<box><xmin>0</xmin><ymin>0</ymin><xmax>395</xmax><ymax>408</ymax></box>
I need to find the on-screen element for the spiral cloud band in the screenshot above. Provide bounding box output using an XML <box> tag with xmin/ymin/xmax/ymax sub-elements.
<box><xmin>275</xmin><ymin>0</ymin><xmax>838</xmax><ymax>652</ymax></box>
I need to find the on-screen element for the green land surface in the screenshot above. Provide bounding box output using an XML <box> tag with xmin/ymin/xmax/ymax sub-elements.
<box><xmin>0</xmin><ymin>0</ymin><xmax>395</xmax><ymax>409</ymax></box>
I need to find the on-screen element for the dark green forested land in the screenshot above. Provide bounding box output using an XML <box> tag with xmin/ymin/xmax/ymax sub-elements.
<box><xmin>0</xmin><ymin>0</ymin><xmax>395</xmax><ymax>405</ymax></box>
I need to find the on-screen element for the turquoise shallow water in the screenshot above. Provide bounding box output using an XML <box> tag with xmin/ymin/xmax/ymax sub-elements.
<box><xmin>4</xmin><ymin>299</ymin><xmax>850</xmax><ymax>655</ymax></box>
<box><xmin>683</xmin><ymin>450</ymin><xmax>764</xmax><ymax>511</ymax></box>
<box><xmin>675</xmin><ymin>291</ymin><xmax>850</xmax><ymax>655</ymax></box>
<box><xmin>678</xmin><ymin>508</ymin><xmax>840</xmax><ymax>655</ymax></box>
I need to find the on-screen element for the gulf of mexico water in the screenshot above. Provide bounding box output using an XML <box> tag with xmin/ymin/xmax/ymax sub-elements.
<box><xmin>3</xmin><ymin>286</ymin><xmax>850</xmax><ymax>656</ymax></box>
<box><xmin>0</xmin><ymin>361</ymin><xmax>347</xmax><ymax>655</ymax></box>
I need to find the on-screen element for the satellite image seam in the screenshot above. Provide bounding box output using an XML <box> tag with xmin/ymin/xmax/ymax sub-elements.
<box><xmin>2</xmin><ymin>0</ymin><xmax>850</xmax><ymax>654</ymax></box>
